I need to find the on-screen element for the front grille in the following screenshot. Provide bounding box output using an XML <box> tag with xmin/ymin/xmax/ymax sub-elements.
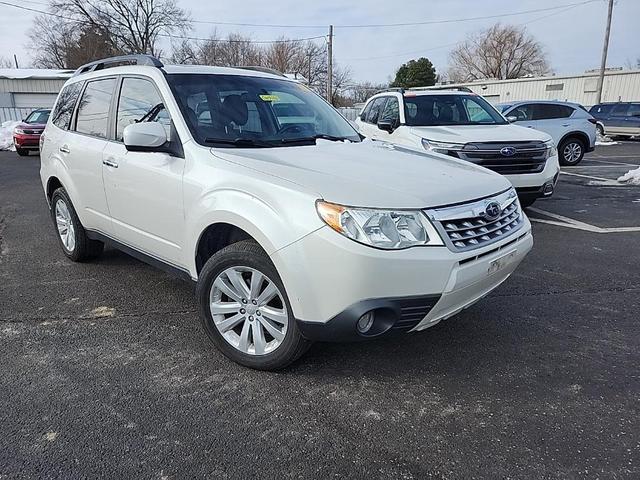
<box><xmin>456</xmin><ymin>141</ymin><xmax>548</xmax><ymax>175</ymax></box>
<box><xmin>22</xmin><ymin>129</ymin><xmax>42</xmax><ymax>135</ymax></box>
<box><xmin>426</xmin><ymin>189</ymin><xmax>523</xmax><ymax>252</ymax></box>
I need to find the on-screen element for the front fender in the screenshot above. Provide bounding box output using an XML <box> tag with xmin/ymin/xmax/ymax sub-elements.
<box><xmin>185</xmin><ymin>187</ymin><xmax>322</xmax><ymax>279</ymax></box>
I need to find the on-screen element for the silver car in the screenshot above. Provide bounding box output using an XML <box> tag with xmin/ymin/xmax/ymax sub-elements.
<box><xmin>497</xmin><ymin>100</ymin><xmax>597</xmax><ymax>166</ymax></box>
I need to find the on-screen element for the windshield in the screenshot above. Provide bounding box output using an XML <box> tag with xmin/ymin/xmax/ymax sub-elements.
<box><xmin>24</xmin><ymin>110</ymin><xmax>50</xmax><ymax>124</ymax></box>
<box><xmin>166</xmin><ymin>74</ymin><xmax>361</xmax><ymax>147</ymax></box>
<box><xmin>403</xmin><ymin>94</ymin><xmax>507</xmax><ymax>126</ymax></box>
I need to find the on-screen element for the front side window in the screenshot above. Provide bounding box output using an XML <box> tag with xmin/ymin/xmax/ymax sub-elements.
<box><xmin>167</xmin><ymin>74</ymin><xmax>360</xmax><ymax>147</ymax></box>
<box><xmin>589</xmin><ymin>104</ymin><xmax>612</xmax><ymax>115</ymax></box>
<box><xmin>380</xmin><ymin>97</ymin><xmax>400</xmax><ymax>124</ymax></box>
<box><xmin>403</xmin><ymin>94</ymin><xmax>507</xmax><ymax>126</ymax></box>
<box><xmin>365</xmin><ymin>97</ymin><xmax>387</xmax><ymax>124</ymax></box>
<box><xmin>75</xmin><ymin>78</ymin><xmax>117</xmax><ymax>138</ymax></box>
<box><xmin>610</xmin><ymin>104</ymin><xmax>630</xmax><ymax>116</ymax></box>
<box><xmin>510</xmin><ymin>104</ymin><xmax>534</xmax><ymax>121</ymax></box>
<box><xmin>52</xmin><ymin>82</ymin><xmax>83</xmax><ymax>130</ymax></box>
<box><xmin>116</xmin><ymin>77</ymin><xmax>171</xmax><ymax>142</ymax></box>
<box><xmin>626</xmin><ymin>104</ymin><xmax>640</xmax><ymax>117</ymax></box>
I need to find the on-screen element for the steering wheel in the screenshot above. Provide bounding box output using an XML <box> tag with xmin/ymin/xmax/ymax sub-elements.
<box><xmin>277</xmin><ymin>124</ymin><xmax>306</xmax><ymax>135</ymax></box>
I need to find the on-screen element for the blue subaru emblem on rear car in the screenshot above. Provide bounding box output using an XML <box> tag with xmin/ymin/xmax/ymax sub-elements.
<box><xmin>500</xmin><ymin>146</ymin><xmax>517</xmax><ymax>157</ymax></box>
<box><xmin>484</xmin><ymin>201</ymin><xmax>502</xmax><ymax>220</ymax></box>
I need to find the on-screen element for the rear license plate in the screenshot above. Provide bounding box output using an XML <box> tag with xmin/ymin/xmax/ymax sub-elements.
<box><xmin>487</xmin><ymin>249</ymin><xmax>518</xmax><ymax>275</ymax></box>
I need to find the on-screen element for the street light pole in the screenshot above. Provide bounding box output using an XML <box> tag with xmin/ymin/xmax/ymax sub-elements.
<box><xmin>327</xmin><ymin>25</ymin><xmax>333</xmax><ymax>104</ymax></box>
<box><xmin>595</xmin><ymin>0</ymin><xmax>614</xmax><ymax>105</ymax></box>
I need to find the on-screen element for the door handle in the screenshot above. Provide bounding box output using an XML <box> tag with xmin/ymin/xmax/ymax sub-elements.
<box><xmin>59</xmin><ymin>145</ymin><xmax>70</xmax><ymax>153</ymax></box>
<box><xmin>102</xmin><ymin>158</ymin><xmax>119</xmax><ymax>168</ymax></box>
<box><xmin>561</xmin><ymin>124</ymin><xmax>570</xmax><ymax>127</ymax></box>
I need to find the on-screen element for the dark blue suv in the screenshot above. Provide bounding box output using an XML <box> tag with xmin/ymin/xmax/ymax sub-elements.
<box><xmin>589</xmin><ymin>102</ymin><xmax>640</xmax><ymax>138</ymax></box>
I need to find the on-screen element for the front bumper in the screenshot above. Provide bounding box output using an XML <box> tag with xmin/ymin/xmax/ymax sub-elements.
<box><xmin>13</xmin><ymin>134</ymin><xmax>41</xmax><ymax>149</ymax></box>
<box><xmin>505</xmin><ymin>155</ymin><xmax>560</xmax><ymax>190</ymax></box>
<box><xmin>272</xmin><ymin>217</ymin><xmax>533</xmax><ymax>342</ymax></box>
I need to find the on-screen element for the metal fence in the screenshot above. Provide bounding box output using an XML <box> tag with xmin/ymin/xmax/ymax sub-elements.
<box><xmin>0</xmin><ymin>107</ymin><xmax>39</xmax><ymax>123</ymax></box>
<box><xmin>337</xmin><ymin>107</ymin><xmax>360</xmax><ymax>121</ymax></box>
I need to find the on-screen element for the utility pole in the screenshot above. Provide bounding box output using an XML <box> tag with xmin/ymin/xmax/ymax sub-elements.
<box><xmin>327</xmin><ymin>25</ymin><xmax>333</xmax><ymax>104</ymax></box>
<box><xmin>13</xmin><ymin>54</ymin><xmax>19</xmax><ymax>68</ymax></box>
<box><xmin>596</xmin><ymin>0</ymin><xmax>614</xmax><ymax>105</ymax></box>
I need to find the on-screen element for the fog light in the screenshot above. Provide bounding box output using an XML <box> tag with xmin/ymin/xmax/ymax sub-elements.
<box><xmin>542</xmin><ymin>182</ymin><xmax>554</xmax><ymax>195</ymax></box>
<box><xmin>356</xmin><ymin>311</ymin><xmax>375</xmax><ymax>334</ymax></box>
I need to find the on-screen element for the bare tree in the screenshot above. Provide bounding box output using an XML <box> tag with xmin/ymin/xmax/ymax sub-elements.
<box><xmin>448</xmin><ymin>24</ymin><xmax>550</xmax><ymax>81</ymax></box>
<box><xmin>347</xmin><ymin>81</ymin><xmax>388</xmax><ymax>104</ymax></box>
<box><xmin>0</xmin><ymin>56</ymin><xmax>13</xmax><ymax>68</ymax></box>
<box><xmin>29</xmin><ymin>0</ymin><xmax>190</xmax><ymax>68</ymax></box>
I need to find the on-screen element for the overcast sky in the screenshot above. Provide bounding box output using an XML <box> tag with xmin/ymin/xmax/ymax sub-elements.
<box><xmin>0</xmin><ymin>0</ymin><xmax>638</xmax><ymax>82</ymax></box>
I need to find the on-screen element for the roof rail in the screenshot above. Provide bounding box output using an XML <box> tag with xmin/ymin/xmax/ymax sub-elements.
<box><xmin>374</xmin><ymin>87</ymin><xmax>405</xmax><ymax>95</ymax></box>
<box><xmin>73</xmin><ymin>55</ymin><xmax>164</xmax><ymax>77</ymax></box>
<box><xmin>234</xmin><ymin>66</ymin><xmax>286</xmax><ymax>77</ymax></box>
<box><xmin>409</xmin><ymin>85</ymin><xmax>473</xmax><ymax>93</ymax></box>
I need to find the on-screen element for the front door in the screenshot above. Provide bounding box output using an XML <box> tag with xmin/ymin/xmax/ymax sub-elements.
<box><xmin>102</xmin><ymin>76</ymin><xmax>186</xmax><ymax>267</ymax></box>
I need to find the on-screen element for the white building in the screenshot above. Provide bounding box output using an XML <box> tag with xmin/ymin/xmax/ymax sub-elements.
<box><xmin>0</xmin><ymin>69</ymin><xmax>72</xmax><ymax>122</ymax></box>
<box><xmin>434</xmin><ymin>69</ymin><xmax>640</xmax><ymax>107</ymax></box>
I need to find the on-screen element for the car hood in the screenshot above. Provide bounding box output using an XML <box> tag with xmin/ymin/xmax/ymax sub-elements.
<box><xmin>409</xmin><ymin>124</ymin><xmax>552</xmax><ymax>143</ymax></box>
<box><xmin>17</xmin><ymin>122</ymin><xmax>46</xmax><ymax>130</ymax></box>
<box><xmin>210</xmin><ymin>139</ymin><xmax>511</xmax><ymax>209</ymax></box>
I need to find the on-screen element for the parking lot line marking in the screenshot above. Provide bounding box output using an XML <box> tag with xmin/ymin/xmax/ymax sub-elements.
<box><xmin>582</xmin><ymin>158</ymin><xmax>636</xmax><ymax>166</ymax></box>
<box><xmin>560</xmin><ymin>171</ymin><xmax>613</xmax><ymax>182</ymax></box>
<box><xmin>528</xmin><ymin>207</ymin><xmax>640</xmax><ymax>233</ymax></box>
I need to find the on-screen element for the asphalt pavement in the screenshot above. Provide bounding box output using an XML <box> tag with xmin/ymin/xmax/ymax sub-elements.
<box><xmin>0</xmin><ymin>143</ymin><xmax>638</xmax><ymax>479</ymax></box>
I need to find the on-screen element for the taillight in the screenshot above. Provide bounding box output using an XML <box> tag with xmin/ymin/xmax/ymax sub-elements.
<box><xmin>587</xmin><ymin>118</ymin><xmax>597</xmax><ymax>124</ymax></box>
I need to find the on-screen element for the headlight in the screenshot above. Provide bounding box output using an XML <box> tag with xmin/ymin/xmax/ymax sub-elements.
<box><xmin>422</xmin><ymin>138</ymin><xmax>464</xmax><ymax>154</ymax></box>
<box><xmin>14</xmin><ymin>128</ymin><xmax>25</xmax><ymax>134</ymax></box>
<box><xmin>544</xmin><ymin>140</ymin><xmax>557</xmax><ymax>159</ymax></box>
<box><xmin>316</xmin><ymin>201</ymin><xmax>443</xmax><ymax>249</ymax></box>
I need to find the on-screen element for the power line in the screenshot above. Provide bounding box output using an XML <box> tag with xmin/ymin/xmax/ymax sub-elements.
<box><xmin>340</xmin><ymin>2</ymin><xmax>590</xmax><ymax>62</ymax></box>
<box><xmin>0</xmin><ymin>1</ymin><xmax>327</xmax><ymax>44</ymax></box>
<box><xmin>188</xmin><ymin>0</ymin><xmax>598</xmax><ymax>28</ymax></box>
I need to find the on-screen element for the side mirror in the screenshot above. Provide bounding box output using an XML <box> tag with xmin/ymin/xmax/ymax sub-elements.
<box><xmin>123</xmin><ymin>122</ymin><xmax>167</xmax><ymax>152</ymax></box>
<box><xmin>506</xmin><ymin>115</ymin><xmax>518</xmax><ymax>123</ymax></box>
<box><xmin>377</xmin><ymin>120</ymin><xmax>394</xmax><ymax>133</ymax></box>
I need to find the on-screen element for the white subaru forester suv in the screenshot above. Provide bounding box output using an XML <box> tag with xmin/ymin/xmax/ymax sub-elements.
<box><xmin>40</xmin><ymin>55</ymin><xmax>533</xmax><ymax>370</ymax></box>
<box><xmin>356</xmin><ymin>89</ymin><xmax>560</xmax><ymax>208</ymax></box>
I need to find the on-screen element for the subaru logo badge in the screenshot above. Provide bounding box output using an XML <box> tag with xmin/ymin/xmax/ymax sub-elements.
<box><xmin>500</xmin><ymin>146</ymin><xmax>517</xmax><ymax>157</ymax></box>
<box><xmin>484</xmin><ymin>201</ymin><xmax>502</xmax><ymax>220</ymax></box>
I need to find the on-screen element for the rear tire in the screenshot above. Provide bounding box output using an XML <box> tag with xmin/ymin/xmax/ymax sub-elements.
<box><xmin>559</xmin><ymin>137</ymin><xmax>585</xmax><ymax>166</ymax></box>
<box><xmin>595</xmin><ymin>124</ymin><xmax>604</xmax><ymax>137</ymax></box>
<box><xmin>196</xmin><ymin>240</ymin><xmax>311</xmax><ymax>370</ymax></box>
<box><xmin>50</xmin><ymin>188</ymin><xmax>104</xmax><ymax>262</ymax></box>
<box><xmin>16</xmin><ymin>147</ymin><xmax>29</xmax><ymax>156</ymax></box>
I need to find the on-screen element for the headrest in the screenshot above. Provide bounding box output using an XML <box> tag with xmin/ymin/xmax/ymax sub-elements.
<box><xmin>222</xmin><ymin>95</ymin><xmax>248</xmax><ymax>126</ymax></box>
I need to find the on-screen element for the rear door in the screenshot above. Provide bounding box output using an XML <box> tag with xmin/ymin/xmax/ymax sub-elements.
<box><xmin>606</xmin><ymin>104</ymin><xmax>630</xmax><ymax>135</ymax></box>
<box><xmin>101</xmin><ymin>76</ymin><xmax>186</xmax><ymax>266</ymax></box>
<box><xmin>531</xmin><ymin>103</ymin><xmax>575</xmax><ymax>146</ymax></box>
<box><xmin>63</xmin><ymin>77</ymin><xmax>117</xmax><ymax>234</ymax></box>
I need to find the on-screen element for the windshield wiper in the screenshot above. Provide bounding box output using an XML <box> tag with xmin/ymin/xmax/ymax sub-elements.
<box><xmin>279</xmin><ymin>134</ymin><xmax>351</xmax><ymax>144</ymax></box>
<box><xmin>203</xmin><ymin>137</ymin><xmax>272</xmax><ymax>148</ymax></box>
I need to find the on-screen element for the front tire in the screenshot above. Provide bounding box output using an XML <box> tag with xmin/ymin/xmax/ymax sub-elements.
<box><xmin>50</xmin><ymin>188</ymin><xmax>104</xmax><ymax>262</ymax></box>
<box><xmin>196</xmin><ymin>240</ymin><xmax>311</xmax><ymax>370</ymax></box>
<box><xmin>559</xmin><ymin>137</ymin><xmax>585</xmax><ymax>166</ymax></box>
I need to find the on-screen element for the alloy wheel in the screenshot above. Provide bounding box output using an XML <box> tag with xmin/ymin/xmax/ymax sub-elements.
<box><xmin>209</xmin><ymin>266</ymin><xmax>288</xmax><ymax>356</ymax></box>
<box><xmin>563</xmin><ymin>142</ymin><xmax>582</xmax><ymax>164</ymax></box>
<box><xmin>55</xmin><ymin>199</ymin><xmax>76</xmax><ymax>252</ymax></box>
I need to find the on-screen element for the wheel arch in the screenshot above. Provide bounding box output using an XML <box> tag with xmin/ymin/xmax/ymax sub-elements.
<box><xmin>558</xmin><ymin>131</ymin><xmax>590</xmax><ymax>149</ymax></box>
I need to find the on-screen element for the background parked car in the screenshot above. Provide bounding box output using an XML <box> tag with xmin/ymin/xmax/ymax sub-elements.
<box><xmin>13</xmin><ymin>108</ymin><xmax>50</xmax><ymax>156</ymax></box>
<box><xmin>497</xmin><ymin>101</ymin><xmax>596</xmax><ymax>165</ymax></box>
<box><xmin>589</xmin><ymin>102</ymin><xmax>640</xmax><ymax>139</ymax></box>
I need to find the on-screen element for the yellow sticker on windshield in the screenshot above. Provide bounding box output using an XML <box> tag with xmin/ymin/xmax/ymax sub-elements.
<box><xmin>259</xmin><ymin>94</ymin><xmax>280</xmax><ymax>102</ymax></box>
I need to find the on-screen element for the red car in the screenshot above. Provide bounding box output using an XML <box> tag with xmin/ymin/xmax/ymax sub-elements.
<box><xmin>13</xmin><ymin>109</ymin><xmax>50</xmax><ymax>156</ymax></box>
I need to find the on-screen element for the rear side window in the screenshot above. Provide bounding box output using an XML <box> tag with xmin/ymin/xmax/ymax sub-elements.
<box><xmin>75</xmin><ymin>78</ymin><xmax>117</xmax><ymax>139</ymax></box>
<box><xmin>116</xmin><ymin>77</ymin><xmax>171</xmax><ymax>142</ymax></box>
<box><xmin>366</xmin><ymin>97</ymin><xmax>387</xmax><ymax>124</ymax></box>
<box><xmin>51</xmin><ymin>82</ymin><xmax>83</xmax><ymax>130</ymax></box>
<box><xmin>533</xmin><ymin>104</ymin><xmax>574</xmax><ymax>120</ymax></box>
